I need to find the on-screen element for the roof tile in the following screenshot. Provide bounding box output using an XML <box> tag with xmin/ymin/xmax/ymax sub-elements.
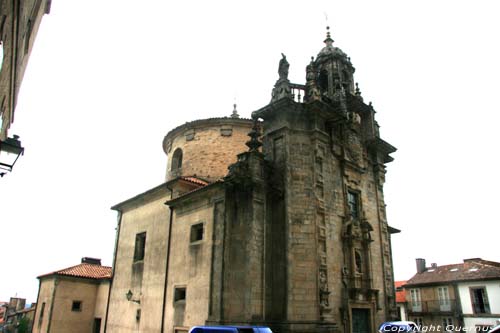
<box><xmin>405</xmin><ymin>259</ymin><xmax>500</xmax><ymax>286</ymax></box>
<box><xmin>38</xmin><ymin>263</ymin><xmax>112</xmax><ymax>280</ymax></box>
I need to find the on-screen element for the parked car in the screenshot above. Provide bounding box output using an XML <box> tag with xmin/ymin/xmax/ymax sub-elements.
<box><xmin>378</xmin><ymin>321</ymin><xmax>419</xmax><ymax>333</ymax></box>
<box><xmin>189</xmin><ymin>326</ymin><xmax>273</xmax><ymax>333</ymax></box>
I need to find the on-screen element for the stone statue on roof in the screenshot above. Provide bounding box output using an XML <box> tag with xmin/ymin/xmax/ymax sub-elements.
<box><xmin>278</xmin><ymin>53</ymin><xmax>289</xmax><ymax>80</ymax></box>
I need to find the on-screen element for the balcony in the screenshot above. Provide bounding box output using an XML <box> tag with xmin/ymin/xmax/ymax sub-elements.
<box><xmin>407</xmin><ymin>300</ymin><xmax>458</xmax><ymax>314</ymax></box>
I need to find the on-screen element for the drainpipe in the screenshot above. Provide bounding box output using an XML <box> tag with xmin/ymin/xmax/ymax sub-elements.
<box><xmin>161</xmin><ymin>188</ymin><xmax>174</xmax><ymax>333</ymax></box>
<box><xmin>104</xmin><ymin>211</ymin><xmax>123</xmax><ymax>333</ymax></box>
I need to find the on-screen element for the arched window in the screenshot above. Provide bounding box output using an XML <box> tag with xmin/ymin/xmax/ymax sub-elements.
<box><xmin>318</xmin><ymin>69</ymin><xmax>329</xmax><ymax>91</ymax></box>
<box><xmin>171</xmin><ymin>148</ymin><xmax>183</xmax><ymax>171</ymax></box>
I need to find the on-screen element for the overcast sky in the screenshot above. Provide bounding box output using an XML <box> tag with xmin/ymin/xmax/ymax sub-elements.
<box><xmin>1</xmin><ymin>0</ymin><xmax>499</xmax><ymax>303</ymax></box>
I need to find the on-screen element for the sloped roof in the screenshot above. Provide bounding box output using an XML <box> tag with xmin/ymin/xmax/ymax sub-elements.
<box><xmin>38</xmin><ymin>263</ymin><xmax>112</xmax><ymax>280</ymax></box>
<box><xmin>395</xmin><ymin>281</ymin><xmax>407</xmax><ymax>303</ymax></box>
<box><xmin>405</xmin><ymin>259</ymin><xmax>500</xmax><ymax>287</ymax></box>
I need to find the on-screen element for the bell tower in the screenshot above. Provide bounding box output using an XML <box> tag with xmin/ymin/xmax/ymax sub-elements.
<box><xmin>306</xmin><ymin>27</ymin><xmax>356</xmax><ymax>103</ymax></box>
<box><xmin>250</xmin><ymin>27</ymin><xmax>397</xmax><ymax>333</ymax></box>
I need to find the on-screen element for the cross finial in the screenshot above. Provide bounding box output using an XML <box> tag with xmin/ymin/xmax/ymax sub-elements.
<box><xmin>324</xmin><ymin>26</ymin><xmax>334</xmax><ymax>46</ymax></box>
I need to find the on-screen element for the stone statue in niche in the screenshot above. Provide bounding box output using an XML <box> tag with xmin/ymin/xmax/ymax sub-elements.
<box><xmin>342</xmin><ymin>216</ymin><xmax>364</xmax><ymax>241</ymax></box>
<box><xmin>319</xmin><ymin>270</ymin><xmax>330</xmax><ymax>308</ymax></box>
<box><xmin>345</xmin><ymin>129</ymin><xmax>363</xmax><ymax>167</ymax></box>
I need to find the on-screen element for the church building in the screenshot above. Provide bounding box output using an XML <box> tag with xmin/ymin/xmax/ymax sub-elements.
<box><xmin>105</xmin><ymin>28</ymin><xmax>399</xmax><ymax>333</ymax></box>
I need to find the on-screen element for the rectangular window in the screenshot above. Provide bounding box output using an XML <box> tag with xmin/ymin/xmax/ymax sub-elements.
<box><xmin>438</xmin><ymin>286</ymin><xmax>451</xmax><ymax>311</ymax></box>
<box><xmin>410</xmin><ymin>288</ymin><xmax>422</xmax><ymax>312</ymax></box>
<box><xmin>71</xmin><ymin>300</ymin><xmax>82</xmax><ymax>312</ymax></box>
<box><xmin>470</xmin><ymin>287</ymin><xmax>490</xmax><ymax>314</ymax></box>
<box><xmin>93</xmin><ymin>318</ymin><xmax>102</xmax><ymax>333</ymax></box>
<box><xmin>190</xmin><ymin>223</ymin><xmax>204</xmax><ymax>243</ymax></box>
<box><xmin>347</xmin><ymin>191</ymin><xmax>360</xmax><ymax>219</ymax></box>
<box><xmin>442</xmin><ymin>318</ymin><xmax>453</xmax><ymax>331</ymax></box>
<box><xmin>134</xmin><ymin>232</ymin><xmax>146</xmax><ymax>262</ymax></box>
<box><xmin>174</xmin><ymin>287</ymin><xmax>186</xmax><ymax>303</ymax></box>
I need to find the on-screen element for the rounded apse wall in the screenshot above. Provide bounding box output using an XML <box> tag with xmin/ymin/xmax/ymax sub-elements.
<box><xmin>162</xmin><ymin>118</ymin><xmax>253</xmax><ymax>182</ymax></box>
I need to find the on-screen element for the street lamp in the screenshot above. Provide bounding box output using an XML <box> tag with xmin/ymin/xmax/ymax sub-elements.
<box><xmin>0</xmin><ymin>135</ymin><xmax>24</xmax><ymax>177</ymax></box>
<box><xmin>125</xmin><ymin>290</ymin><xmax>140</xmax><ymax>304</ymax></box>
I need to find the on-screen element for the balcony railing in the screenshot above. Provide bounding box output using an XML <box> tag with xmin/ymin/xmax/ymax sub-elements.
<box><xmin>290</xmin><ymin>83</ymin><xmax>306</xmax><ymax>103</ymax></box>
<box><xmin>408</xmin><ymin>300</ymin><xmax>458</xmax><ymax>313</ymax></box>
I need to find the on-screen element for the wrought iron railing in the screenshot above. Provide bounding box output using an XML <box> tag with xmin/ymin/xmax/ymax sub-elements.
<box><xmin>407</xmin><ymin>300</ymin><xmax>458</xmax><ymax>313</ymax></box>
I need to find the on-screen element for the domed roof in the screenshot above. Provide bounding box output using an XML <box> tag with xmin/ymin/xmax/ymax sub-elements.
<box><xmin>315</xmin><ymin>27</ymin><xmax>350</xmax><ymax>63</ymax></box>
<box><xmin>317</xmin><ymin>44</ymin><xmax>348</xmax><ymax>59</ymax></box>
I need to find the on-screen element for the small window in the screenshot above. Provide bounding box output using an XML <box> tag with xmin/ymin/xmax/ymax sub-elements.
<box><xmin>134</xmin><ymin>232</ymin><xmax>146</xmax><ymax>262</ymax></box>
<box><xmin>174</xmin><ymin>287</ymin><xmax>186</xmax><ymax>303</ymax></box>
<box><xmin>347</xmin><ymin>191</ymin><xmax>360</xmax><ymax>219</ymax></box>
<box><xmin>71</xmin><ymin>300</ymin><xmax>82</xmax><ymax>312</ymax></box>
<box><xmin>171</xmin><ymin>148</ymin><xmax>183</xmax><ymax>171</ymax></box>
<box><xmin>190</xmin><ymin>223</ymin><xmax>204</xmax><ymax>243</ymax></box>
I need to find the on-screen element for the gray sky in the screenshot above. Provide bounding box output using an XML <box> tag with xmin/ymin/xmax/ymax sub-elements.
<box><xmin>1</xmin><ymin>0</ymin><xmax>499</xmax><ymax>303</ymax></box>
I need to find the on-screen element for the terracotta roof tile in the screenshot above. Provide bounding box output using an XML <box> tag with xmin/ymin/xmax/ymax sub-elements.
<box><xmin>405</xmin><ymin>259</ymin><xmax>500</xmax><ymax>287</ymax></box>
<box><xmin>38</xmin><ymin>263</ymin><xmax>112</xmax><ymax>280</ymax></box>
<box><xmin>180</xmin><ymin>176</ymin><xmax>209</xmax><ymax>186</ymax></box>
<box><xmin>395</xmin><ymin>281</ymin><xmax>407</xmax><ymax>303</ymax></box>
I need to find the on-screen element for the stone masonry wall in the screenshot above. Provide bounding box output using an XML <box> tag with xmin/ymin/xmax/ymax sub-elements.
<box><xmin>163</xmin><ymin>119</ymin><xmax>253</xmax><ymax>181</ymax></box>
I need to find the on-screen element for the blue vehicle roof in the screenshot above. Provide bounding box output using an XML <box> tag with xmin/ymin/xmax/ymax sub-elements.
<box><xmin>189</xmin><ymin>326</ymin><xmax>272</xmax><ymax>333</ymax></box>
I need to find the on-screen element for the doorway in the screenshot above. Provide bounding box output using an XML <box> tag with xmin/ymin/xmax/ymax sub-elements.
<box><xmin>352</xmin><ymin>308</ymin><xmax>371</xmax><ymax>333</ymax></box>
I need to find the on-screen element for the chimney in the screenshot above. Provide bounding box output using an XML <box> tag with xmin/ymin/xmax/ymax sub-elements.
<box><xmin>81</xmin><ymin>257</ymin><xmax>101</xmax><ymax>265</ymax></box>
<box><xmin>416</xmin><ymin>258</ymin><xmax>426</xmax><ymax>273</ymax></box>
<box><xmin>464</xmin><ymin>258</ymin><xmax>482</xmax><ymax>263</ymax></box>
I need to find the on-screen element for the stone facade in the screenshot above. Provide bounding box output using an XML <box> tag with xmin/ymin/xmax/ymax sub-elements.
<box><xmin>0</xmin><ymin>0</ymin><xmax>50</xmax><ymax>140</ymax></box>
<box><xmin>106</xmin><ymin>28</ymin><xmax>398</xmax><ymax>333</ymax></box>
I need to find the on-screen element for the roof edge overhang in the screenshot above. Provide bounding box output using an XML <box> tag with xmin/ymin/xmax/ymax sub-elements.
<box><xmin>166</xmin><ymin>180</ymin><xmax>223</xmax><ymax>207</ymax></box>
<box><xmin>111</xmin><ymin>181</ymin><xmax>172</xmax><ymax>212</ymax></box>
<box><xmin>403</xmin><ymin>276</ymin><xmax>500</xmax><ymax>288</ymax></box>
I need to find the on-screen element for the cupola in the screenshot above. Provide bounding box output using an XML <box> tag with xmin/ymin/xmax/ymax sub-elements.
<box><xmin>306</xmin><ymin>27</ymin><xmax>356</xmax><ymax>102</ymax></box>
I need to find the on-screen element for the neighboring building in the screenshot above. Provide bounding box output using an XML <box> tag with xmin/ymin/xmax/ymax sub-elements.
<box><xmin>0</xmin><ymin>0</ymin><xmax>51</xmax><ymax>140</ymax></box>
<box><xmin>0</xmin><ymin>301</ymin><xmax>7</xmax><ymax>326</ymax></box>
<box><xmin>32</xmin><ymin>257</ymin><xmax>111</xmax><ymax>333</ymax></box>
<box><xmin>395</xmin><ymin>281</ymin><xmax>407</xmax><ymax>321</ymax></box>
<box><xmin>106</xmin><ymin>28</ymin><xmax>398</xmax><ymax>333</ymax></box>
<box><xmin>404</xmin><ymin>258</ymin><xmax>500</xmax><ymax>331</ymax></box>
<box><xmin>0</xmin><ymin>297</ymin><xmax>34</xmax><ymax>332</ymax></box>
